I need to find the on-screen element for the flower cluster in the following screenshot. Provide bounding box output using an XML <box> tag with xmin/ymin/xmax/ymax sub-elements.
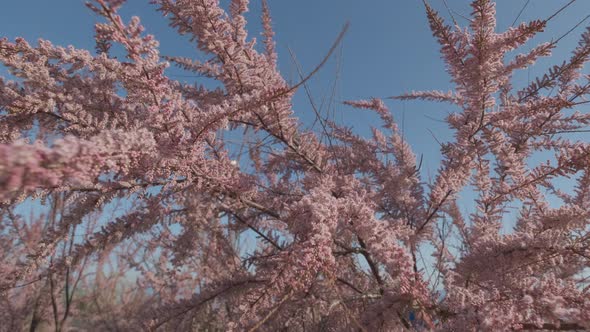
<box><xmin>1</xmin><ymin>0</ymin><xmax>590</xmax><ymax>331</ymax></box>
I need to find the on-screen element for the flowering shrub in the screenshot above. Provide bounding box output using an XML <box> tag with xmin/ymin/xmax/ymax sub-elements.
<box><xmin>1</xmin><ymin>0</ymin><xmax>590</xmax><ymax>330</ymax></box>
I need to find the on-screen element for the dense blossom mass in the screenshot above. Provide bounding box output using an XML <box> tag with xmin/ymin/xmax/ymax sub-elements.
<box><xmin>1</xmin><ymin>0</ymin><xmax>590</xmax><ymax>330</ymax></box>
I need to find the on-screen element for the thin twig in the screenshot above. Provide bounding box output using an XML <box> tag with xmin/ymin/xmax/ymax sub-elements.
<box><xmin>511</xmin><ymin>0</ymin><xmax>530</xmax><ymax>27</ymax></box>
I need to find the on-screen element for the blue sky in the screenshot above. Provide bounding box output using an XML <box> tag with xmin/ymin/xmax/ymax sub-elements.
<box><xmin>2</xmin><ymin>0</ymin><xmax>590</xmax><ymax>218</ymax></box>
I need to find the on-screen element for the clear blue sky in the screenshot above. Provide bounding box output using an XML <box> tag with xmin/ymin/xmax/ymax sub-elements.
<box><xmin>2</xmin><ymin>0</ymin><xmax>590</xmax><ymax>217</ymax></box>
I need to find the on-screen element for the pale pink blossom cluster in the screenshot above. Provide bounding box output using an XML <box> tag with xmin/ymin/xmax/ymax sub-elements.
<box><xmin>1</xmin><ymin>0</ymin><xmax>590</xmax><ymax>331</ymax></box>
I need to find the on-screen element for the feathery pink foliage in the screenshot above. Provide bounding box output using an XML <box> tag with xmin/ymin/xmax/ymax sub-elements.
<box><xmin>1</xmin><ymin>0</ymin><xmax>590</xmax><ymax>331</ymax></box>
